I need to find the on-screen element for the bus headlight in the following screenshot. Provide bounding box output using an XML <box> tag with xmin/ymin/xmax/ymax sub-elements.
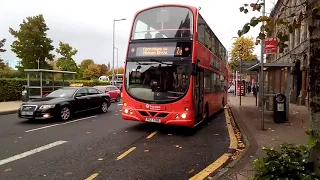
<box><xmin>124</xmin><ymin>109</ymin><xmax>129</xmax><ymax>113</ymax></box>
<box><xmin>181</xmin><ymin>113</ymin><xmax>187</xmax><ymax>119</ymax></box>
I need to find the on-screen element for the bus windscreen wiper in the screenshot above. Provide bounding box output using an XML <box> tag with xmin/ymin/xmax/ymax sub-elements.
<box><xmin>150</xmin><ymin>58</ymin><xmax>171</xmax><ymax>65</ymax></box>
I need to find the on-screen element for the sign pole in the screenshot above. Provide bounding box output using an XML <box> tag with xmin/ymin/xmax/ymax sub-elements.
<box><xmin>260</xmin><ymin>0</ymin><xmax>266</xmax><ymax>131</ymax></box>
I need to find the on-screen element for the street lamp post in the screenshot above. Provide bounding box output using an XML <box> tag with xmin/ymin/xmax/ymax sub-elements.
<box><xmin>112</xmin><ymin>18</ymin><xmax>126</xmax><ymax>84</ymax></box>
<box><xmin>114</xmin><ymin>47</ymin><xmax>119</xmax><ymax>74</ymax></box>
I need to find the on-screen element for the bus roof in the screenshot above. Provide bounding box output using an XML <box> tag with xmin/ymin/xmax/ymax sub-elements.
<box><xmin>134</xmin><ymin>4</ymin><xmax>197</xmax><ymax>16</ymax></box>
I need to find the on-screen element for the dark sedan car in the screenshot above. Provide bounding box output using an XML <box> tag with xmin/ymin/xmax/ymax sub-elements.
<box><xmin>18</xmin><ymin>87</ymin><xmax>111</xmax><ymax>121</ymax></box>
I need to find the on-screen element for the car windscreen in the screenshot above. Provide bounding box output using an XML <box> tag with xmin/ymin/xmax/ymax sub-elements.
<box><xmin>46</xmin><ymin>88</ymin><xmax>77</xmax><ymax>98</ymax></box>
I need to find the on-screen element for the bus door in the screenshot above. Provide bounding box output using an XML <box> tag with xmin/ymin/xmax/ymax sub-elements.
<box><xmin>194</xmin><ymin>68</ymin><xmax>204</xmax><ymax>124</ymax></box>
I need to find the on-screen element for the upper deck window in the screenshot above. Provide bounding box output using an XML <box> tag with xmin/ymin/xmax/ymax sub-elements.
<box><xmin>131</xmin><ymin>6</ymin><xmax>194</xmax><ymax>40</ymax></box>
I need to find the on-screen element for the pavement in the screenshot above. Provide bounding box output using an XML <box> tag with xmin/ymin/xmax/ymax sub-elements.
<box><xmin>0</xmin><ymin>100</ymin><xmax>231</xmax><ymax>180</ymax></box>
<box><xmin>218</xmin><ymin>94</ymin><xmax>309</xmax><ymax>180</ymax></box>
<box><xmin>0</xmin><ymin>101</ymin><xmax>22</xmax><ymax>115</ymax></box>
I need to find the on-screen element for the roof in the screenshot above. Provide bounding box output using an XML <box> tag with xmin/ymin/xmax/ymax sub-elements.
<box><xmin>24</xmin><ymin>69</ymin><xmax>76</xmax><ymax>74</ymax></box>
<box><xmin>247</xmin><ymin>62</ymin><xmax>295</xmax><ymax>71</ymax></box>
<box><xmin>270</xmin><ymin>0</ymin><xmax>283</xmax><ymax>18</ymax></box>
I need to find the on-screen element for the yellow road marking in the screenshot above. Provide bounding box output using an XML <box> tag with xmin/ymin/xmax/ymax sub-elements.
<box><xmin>224</xmin><ymin>109</ymin><xmax>237</xmax><ymax>149</ymax></box>
<box><xmin>189</xmin><ymin>153</ymin><xmax>230</xmax><ymax>180</ymax></box>
<box><xmin>146</xmin><ymin>131</ymin><xmax>158</xmax><ymax>139</ymax></box>
<box><xmin>85</xmin><ymin>173</ymin><xmax>99</xmax><ymax>180</ymax></box>
<box><xmin>116</xmin><ymin>147</ymin><xmax>136</xmax><ymax>160</ymax></box>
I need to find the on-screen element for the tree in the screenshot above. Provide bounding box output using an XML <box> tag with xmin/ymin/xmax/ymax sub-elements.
<box><xmin>237</xmin><ymin>0</ymin><xmax>320</xmax><ymax>171</ymax></box>
<box><xmin>0</xmin><ymin>38</ymin><xmax>7</xmax><ymax>70</ymax></box>
<box><xmin>83</xmin><ymin>63</ymin><xmax>101</xmax><ymax>80</ymax></box>
<box><xmin>79</xmin><ymin>59</ymin><xmax>94</xmax><ymax>70</ymax></box>
<box><xmin>9</xmin><ymin>14</ymin><xmax>54</xmax><ymax>71</ymax></box>
<box><xmin>115</xmin><ymin>67</ymin><xmax>124</xmax><ymax>74</ymax></box>
<box><xmin>98</xmin><ymin>64</ymin><xmax>109</xmax><ymax>76</ymax></box>
<box><xmin>230</xmin><ymin>37</ymin><xmax>257</xmax><ymax>61</ymax></box>
<box><xmin>56</xmin><ymin>41</ymin><xmax>78</xmax><ymax>72</ymax></box>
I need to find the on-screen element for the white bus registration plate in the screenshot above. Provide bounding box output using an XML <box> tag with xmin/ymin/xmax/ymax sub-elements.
<box><xmin>145</xmin><ymin>118</ymin><xmax>161</xmax><ymax>123</ymax></box>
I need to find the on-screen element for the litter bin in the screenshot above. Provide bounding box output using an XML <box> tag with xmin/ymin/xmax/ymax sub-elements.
<box><xmin>21</xmin><ymin>85</ymin><xmax>29</xmax><ymax>102</ymax></box>
<box><xmin>273</xmin><ymin>93</ymin><xmax>286</xmax><ymax>123</ymax></box>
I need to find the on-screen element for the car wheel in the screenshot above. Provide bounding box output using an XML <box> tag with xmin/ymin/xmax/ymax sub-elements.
<box><xmin>115</xmin><ymin>95</ymin><xmax>121</xmax><ymax>102</ymax></box>
<box><xmin>60</xmin><ymin>106</ymin><xmax>71</xmax><ymax>121</ymax></box>
<box><xmin>101</xmin><ymin>101</ymin><xmax>109</xmax><ymax>113</ymax></box>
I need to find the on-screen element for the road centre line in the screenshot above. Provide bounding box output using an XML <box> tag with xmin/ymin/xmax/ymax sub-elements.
<box><xmin>85</xmin><ymin>173</ymin><xmax>99</xmax><ymax>180</ymax></box>
<box><xmin>189</xmin><ymin>153</ymin><xmax>230</xmax><ymax>180</ymax></box>
<box><xmin>146</xmin><ymin>131</ymin><xmax>158</xmax><ymax>139</ymax></box>
<box><xmin>25</xmin><ymin>115</ymin><xmax>97</xmax><ymax>133</ymax></box>
<box><xmin>0</xmin><ymin>140</ymin><xmax>67</xmax><ymax>166</ymax></box>
<box><xmin>116</xmin><ymin>147</ymin><xmax>136</xmax><ymax>160</ymax></box>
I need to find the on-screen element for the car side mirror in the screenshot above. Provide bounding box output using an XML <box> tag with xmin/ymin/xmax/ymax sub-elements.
<box><xmin>74</xmin><ymin>94</ymin><xmax>81</xmax><ymax>99</ymax></box>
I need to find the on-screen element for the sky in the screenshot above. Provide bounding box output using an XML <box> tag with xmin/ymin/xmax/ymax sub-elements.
<box><xmin>0</xmin><ymin>0</ymin><xmax>276</xmax><ymax>68</ymax></box>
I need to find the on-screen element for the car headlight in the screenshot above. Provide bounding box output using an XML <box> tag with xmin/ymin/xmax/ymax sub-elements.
<box><xmin>39</xmin><ymin>105</ymin><xmax>55</xmax><ymax>109</ymax></box>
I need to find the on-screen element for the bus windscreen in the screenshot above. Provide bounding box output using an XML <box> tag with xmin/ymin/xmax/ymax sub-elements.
<box><xmin>131</xmin><ymin>6</ymin><xmax>194</xmax><ymax>40</ymax></box>
<box><xmin>125</xmin><ymin>60</ymin><xmax>190</xmax><ymax>102</ymax></box>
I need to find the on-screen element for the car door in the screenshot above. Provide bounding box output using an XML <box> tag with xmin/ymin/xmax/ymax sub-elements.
<box><xmin>74</xmin><ymin>88</ymin><xmax>89</xmax><ymax>112</ymax></box>
<box><xmin>88</xmin><ymin>88</ymin><xmax>102</xmax><ymax>109</ymax></box>
<box><xmin>107</xmin><ymin>87</ymin><xmax>116</xmax><ymax>100</ymax></box>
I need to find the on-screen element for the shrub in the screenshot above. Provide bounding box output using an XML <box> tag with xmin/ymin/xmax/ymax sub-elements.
<box><xmin>253</xmin><ymin>143</ymin><xmax>320</xmax><ymax>180</ymax></box>
<box><xmin>0</xmin><ymin>78</ymin><xmax>111</xmax><ymax>101</ymax></box>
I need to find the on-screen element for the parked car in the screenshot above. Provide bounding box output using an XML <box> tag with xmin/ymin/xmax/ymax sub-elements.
<box><xmin>18</xmin><ymin>87</ymin><xmax>111</xmax><ymax>121</ymax></box>
<box><xmin>94</xmin><ymin>85</ymin><xmax>121</xmax><ymax>102</ymax></box>
<box><xmin>228</xmin><ymin>85</ymin><xmax>235</xmax><ymax>93</ymax></box>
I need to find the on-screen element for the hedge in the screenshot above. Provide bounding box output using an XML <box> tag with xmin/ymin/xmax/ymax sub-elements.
<box><xmin>0</xmin><ymin>78</ymin><xmax>110</xmax><ymax>102</ymax></box>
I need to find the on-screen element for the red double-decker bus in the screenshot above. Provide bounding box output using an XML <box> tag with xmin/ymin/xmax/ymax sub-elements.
<box><xmin>122</xmin><ymin>4</ymin><xmax>228</xmax><ymax>127</ymax></box>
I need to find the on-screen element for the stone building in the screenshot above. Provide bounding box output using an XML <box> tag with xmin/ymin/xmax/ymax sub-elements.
<box><xmin>266</xmin><ymin>0</ymin><xmax>309</xmax><ymax>106</ymax></box>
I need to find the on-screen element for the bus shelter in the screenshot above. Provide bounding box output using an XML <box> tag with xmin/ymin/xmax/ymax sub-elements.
<box><xmin>247</xmin><ymin>62</ymin><xmax>295</xmax><ymax>122</ymax></box>
<box><xmin>24</xmin><ymin>69</ymin><xmax>76</xmax><ymax>99</ymax></box>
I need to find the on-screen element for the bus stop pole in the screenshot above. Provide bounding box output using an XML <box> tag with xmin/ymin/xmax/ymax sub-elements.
<box><xmin>260</xmin><ymin>0</ymin><xmax>266</xmax><ymax>130</ymax></box>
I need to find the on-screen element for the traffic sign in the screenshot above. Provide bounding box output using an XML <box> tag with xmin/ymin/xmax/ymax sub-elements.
<box><xmin>264</xmin><ymin>38</ymin><xmax>278</xmax><ymax>54</ymax></box>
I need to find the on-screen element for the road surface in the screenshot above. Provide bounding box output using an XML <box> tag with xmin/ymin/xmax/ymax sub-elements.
<box><xmin>0</xmin><ymin>102</ymin><xmax>229</xmax><ymax>180</ymax></box>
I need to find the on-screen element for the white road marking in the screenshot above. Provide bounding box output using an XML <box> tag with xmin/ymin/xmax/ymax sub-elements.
<box><xmin>0</xmin><ymin>140</ymin><xmax>67</xmax><ymax>166</ymax></box>
<box><xmin>117</xmin><ymin>104</ymin><xmax>123</xmax><ymax>106</ymax></box>
<box><xmin>25</xmin><ymin>115</ymin><xmax>97</xmax><ymax>133</ymax></box>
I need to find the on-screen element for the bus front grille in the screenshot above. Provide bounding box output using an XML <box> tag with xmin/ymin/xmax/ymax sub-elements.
<box><xmin>137</xmin><ymin>111</ymin><xmax>169</xmax><ymax>118</ymax></box>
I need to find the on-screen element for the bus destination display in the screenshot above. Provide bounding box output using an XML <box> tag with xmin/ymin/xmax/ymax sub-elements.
<box><xmin>127</xmin><ymin>42</ymin><xmax>191</xmax><ymax>58</ymax></box>
<box><xmin>136</xmin><ymin>46</ymin><xmax>180</xmax><ymax>56</ymax></box>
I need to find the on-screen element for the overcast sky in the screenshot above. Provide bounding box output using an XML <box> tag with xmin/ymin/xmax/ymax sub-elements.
<box><xmin>0</xmin><ymin>0</ymin><xmax>276</xmax><ymax>67</ymax></box>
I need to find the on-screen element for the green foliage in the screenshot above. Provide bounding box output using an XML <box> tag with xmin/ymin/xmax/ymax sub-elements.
<box><xmin>9</xmin><ymin>14</ymin><xmax>55</xmax><ymax>71</ymax></box>
<box><xmin>56</xmin><ymin>41</ymin><xmax>78</xmax><ymax>72</ymax></box>
<box><xmin>0</xmin><ymin>38</ymin><xmax>7</xmax><ymax>70</ymax></box>
<box><xmin>83</xmin><ymin>63</ymin><xmax>101</xmax><ymax>80</ymax></box>
<box><xmin>230</xmin><ymin>37</ymin><xmax>257</xmax><ymax>61</ymax></box>
<box><xmin>0</xmin><ymin>78</ymin><xmax>111</xmax><ymax>101</ymax></box>
<box><xmin>253</xmin><ymin>143</ymin><xmax>320</xmax><ymax>179</ymax></box>
<box><xmin>228</xmin><ymin>60</ymin><xmax>238</xmax><ymax>71</ymax></box>
<box><xmin>0</xmin><ymin>70</ymin><xmax>26</xmax><ymax>78</ymax></box>
<box><xmin>79</xmin><ymin>59</ymin><xmax>95</xmax><ymax>70</ymax></box>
